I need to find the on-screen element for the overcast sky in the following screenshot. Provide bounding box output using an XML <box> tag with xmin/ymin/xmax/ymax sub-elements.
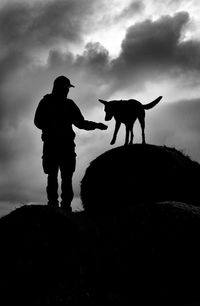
<box><xmin>0</xmin><ymin>0</ymin><xmax>200</xmax><ymax>215</ymax></box>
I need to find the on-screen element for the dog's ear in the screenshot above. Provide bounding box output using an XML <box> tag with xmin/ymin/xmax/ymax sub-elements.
<box><xmin>99</xmin><ymin>99</ymin><xmax>108</xmax><ymax>105</ymax></box>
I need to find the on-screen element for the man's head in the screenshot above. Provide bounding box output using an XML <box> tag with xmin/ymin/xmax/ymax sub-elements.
<box><xmin>52</xmin><ymin>76</ymin><xmax>75</xmax><ymax>97</ymax></box>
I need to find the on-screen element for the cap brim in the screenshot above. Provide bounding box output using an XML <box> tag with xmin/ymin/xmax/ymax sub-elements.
<box><xmin>69</xmin><ymin>84</ymin><xmax>75</xmax><ymax>88</ymax></box>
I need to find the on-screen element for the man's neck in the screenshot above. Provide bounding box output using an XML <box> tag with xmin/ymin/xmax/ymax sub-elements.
<box><xmin>52</xmin><ymin>92</ymin><xmax>68</xmax><ymax>99</ymax></box>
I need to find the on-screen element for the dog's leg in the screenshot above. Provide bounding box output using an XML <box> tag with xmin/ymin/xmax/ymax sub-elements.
<box><xmin>125</xmin><ymin>124</ymin><xmax>130</xmax><ymax>145</ymax></box>
<box><xmin>129</xmin><ymin>123</ymin><xmax>134</xmax><ymax>144</ymax></box>
<box><xmin>139</xmin><ymin>115</ymin><xmax>146</xmax><ymax>144</ymax></box>
<box><xmin>110</xmin><ymin>121</ymin><xmax>121</xmax><ymax>145</ymax></box>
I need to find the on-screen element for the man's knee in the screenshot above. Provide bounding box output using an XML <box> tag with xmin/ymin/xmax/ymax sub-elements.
<box><xmin>60</xmin><ymin>157</ymin><xmax>76</xmax><ymax>177</ymax></box>
<box><xmin>42</xmin><ymin>156</ymin><xmax>59</xmax><ymax>174</ymax></box>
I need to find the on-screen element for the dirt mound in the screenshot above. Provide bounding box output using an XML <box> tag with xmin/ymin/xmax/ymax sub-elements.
<box><xmin>0</xmin><ymin>205</ymin><xmax>79</xmax><ymax>305</ymax></box>
<box><xmin>81</xmin><ymin>144</ymin><xmax>200</xmax><ymax>214</ymax></box>
<box><xmin>83</xmin><ymin>201</ymin><xmax>200</xmax><ymax>304</ymax></box>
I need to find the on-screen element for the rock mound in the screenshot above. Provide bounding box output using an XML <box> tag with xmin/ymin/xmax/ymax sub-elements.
<box><xmin>81</xmin><ymin>144</ymin><xmax>200</xmax><ymax>214</ymax></box>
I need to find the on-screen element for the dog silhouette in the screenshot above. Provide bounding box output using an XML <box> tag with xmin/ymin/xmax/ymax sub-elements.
<box><xmin>99</xmin><ymin>96</ymin><xmax>162</xmax><ymax>145</ymax></box>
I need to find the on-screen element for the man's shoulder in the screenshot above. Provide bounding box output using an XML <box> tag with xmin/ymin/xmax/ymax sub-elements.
<box><xmin>66</xmin><ymin>98</ymin><xmax>80</xmax><ymax>110</ymax></box>
<box><xmin>39</xmin><ymin>94</ymin><xmax>52</xmax><ymax>104</ymax></box>
<box><xmin>43</xmin><ymin>94</ymin><xmax>52</xmax><ymax>101</ymax></box>
<box><xmin>66</xmin><ymin>98</ymin><xmax>75</xmax><ymax>105</ymax></box>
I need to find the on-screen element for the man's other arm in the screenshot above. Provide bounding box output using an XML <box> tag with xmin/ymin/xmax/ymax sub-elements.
<box><xmin>34</xmin><ymin>99</ymin><xmax>46</xmax><ymax>130</ymax></box>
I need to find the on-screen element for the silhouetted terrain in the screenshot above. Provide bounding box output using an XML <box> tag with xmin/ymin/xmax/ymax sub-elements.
<box><xmin>80</xmin><ymin>201</ymin><xmax>200</xmax><ymax>305</ymax></box>
<box><xmin>1</xmin><ymin>144</ymin><xmax>200</xmax><ymax>305</ymax></box>
<box><xmin>80</xmin><ymin>144</ymin><xmax>200</xmax><ymax>305</ymax></box>
<box><xmin>81</xmin><ymin>144</ymin><xmax>200</xmax><ymax>214</ymax></box>
<box><xmin>0</xmin><ymin>205</ymin><xmax>79</xmax><ymax>306</ymax></box>
<box><xmin>2</xmin><ymin>203</ymin><xmax>200</xmax><ymax>305</ymax></box>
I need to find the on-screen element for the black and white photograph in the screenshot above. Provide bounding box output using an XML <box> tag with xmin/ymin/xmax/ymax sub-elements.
<box><xmin>0</xmin><ymin>0</ymin><xmax>200</xmax><ymax>305</ymax></box>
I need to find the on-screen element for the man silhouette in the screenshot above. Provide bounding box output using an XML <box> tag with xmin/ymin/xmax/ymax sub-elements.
<box><xmin>34</xmin><ymin>76</ymin><xmax>107</xmax><ymax>212</ymax></box>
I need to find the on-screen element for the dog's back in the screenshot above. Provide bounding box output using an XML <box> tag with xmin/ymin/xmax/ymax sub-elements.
<box><xmin>108</xmin><ymin>99</ymin><xmax>144</xmax><ymax>124</ymax></box>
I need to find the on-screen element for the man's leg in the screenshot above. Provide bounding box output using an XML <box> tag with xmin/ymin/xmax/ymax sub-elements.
<box><xmin>46</xmin><ymin>169</ymin><xmax>59</xmax><ymax>207</ymax></box>
<box><xmin>60</xmin><ymin>154</ymin><xmax>76</xmax><ymax>212</ymax></box>
<box><xmin>42</xmin><ymin>141</ymin><xmax>59</xmax><ymax>207</ymax></box>
<box><xmin>60</xmin><ymin>172</ymin><xmax>74</xmax><ymax>211</ymax></box>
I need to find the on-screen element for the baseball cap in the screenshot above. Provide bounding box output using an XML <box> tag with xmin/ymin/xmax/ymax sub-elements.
<box><xmin>53</xmin><ymin>75</ymin><xmax>75</xmax><ymax>88</ymax></box>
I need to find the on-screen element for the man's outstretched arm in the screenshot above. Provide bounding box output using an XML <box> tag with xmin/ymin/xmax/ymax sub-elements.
<box><xmin>72</xmin><ymin>103</ymin><xmax>107</xmax><ymax>131</ymax></box>
<box><xmin>76</xmin><ymin>120</ymin><xmax>107</xmax><ymax>130</ymax></box>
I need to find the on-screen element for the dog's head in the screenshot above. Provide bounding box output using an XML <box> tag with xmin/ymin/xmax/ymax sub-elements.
<box><xmin>99</xmin><ymin>99</ymin><xmax>114</xmax><ymax>121</ymax></box>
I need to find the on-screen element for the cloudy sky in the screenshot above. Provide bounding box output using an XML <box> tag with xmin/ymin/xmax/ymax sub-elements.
<box><xmin>0</xmin><ymin>0</ymin><xmax>200</xmax><ymax>215</ymax></box>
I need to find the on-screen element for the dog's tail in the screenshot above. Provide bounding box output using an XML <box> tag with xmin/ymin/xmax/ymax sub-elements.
<box><xmin>143</xmin><ymin>96</ymin><xmax>162</xmax><ymax>110</ymax></box>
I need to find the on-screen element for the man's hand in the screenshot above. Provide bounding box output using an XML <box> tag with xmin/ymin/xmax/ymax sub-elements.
<box><xmin>96</xmin><ymin>123</ymin><xmax>108</xmax><ymax>130</ymax></box>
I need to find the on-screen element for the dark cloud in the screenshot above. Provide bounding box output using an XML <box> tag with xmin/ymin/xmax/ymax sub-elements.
<box><xmin>48</xmin><ymin>11</ymin><xmax>200</xmax><ymax>95</ymax></box>
<box><xmin>0</xmin><ymin>0</ymin><xmax>95</xmax><ymax>51</ymax></box>
<box><xmin>0</xmin><ymin>0</ymin><xmax>103</xmax><ymax>86</ymax></box>
<box><xmin>66</xmin><ymin>11</ymin><xmax>199</xmax><ymax>95</ymax></box>
<box><xmin>117</xmin><ymin>0</ymin><xmax>145</xmax><ymax>21</ymax></box>
<box><xmin>121</xmin><ymin>12</ymin><xmax>188</xmax><ymax>63</ymax></box>
<box><xmin>109</xmin><ymin>11</ymin><xmax>200</xmax><ymax>90</ymax></box>
<box><xmin>77</xmin><ymin>42</ymin><xmax>110</xmax><ymax>71</ymax></box>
